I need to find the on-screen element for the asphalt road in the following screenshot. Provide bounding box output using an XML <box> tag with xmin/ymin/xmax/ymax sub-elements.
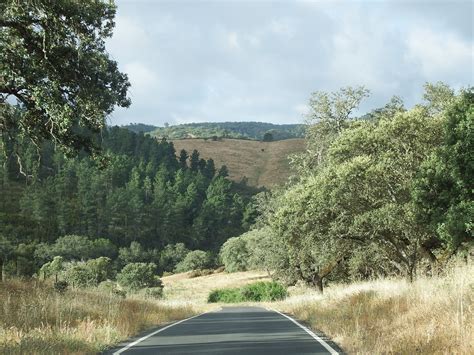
<box><xmin>108</xmin><ymin>306</ymin><xmax>339</xmax><ymax>355</ymax></box>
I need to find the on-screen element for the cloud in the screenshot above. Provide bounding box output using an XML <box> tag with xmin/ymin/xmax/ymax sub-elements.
<box><xmin>405</xmin><ymin>28</ymin><xmax>473</xmax><ymax>79</ymax></box>
<box><xmin>107</xmin><ymin>0</ymin><xmax>473</xmax><ymax>126</ymax></box>
<box><xmin>226</xmin><ymin>32</ymin><xmax>240</xmax><ymax>50</ymax></box>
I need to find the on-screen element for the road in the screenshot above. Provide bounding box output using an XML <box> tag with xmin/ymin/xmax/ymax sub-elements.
<box><xmin>108</xmin><ymin>306</ymin><xmax>340</xmax><ymax>354</ymax></box>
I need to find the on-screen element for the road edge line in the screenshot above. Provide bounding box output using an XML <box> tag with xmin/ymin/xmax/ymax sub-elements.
<box><xmin>112</xmin><ymin>312</ymin><xmax>208</xmax><ymax>354</ymax></box>
<box><xmin>270</xmin><ymin>308</ymin><xmax>339</xmax><ymax>355</ymax></box>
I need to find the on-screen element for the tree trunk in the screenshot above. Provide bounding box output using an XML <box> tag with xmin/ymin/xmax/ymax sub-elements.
<box><xmin>1</xmin><ymin>259</ymin><xmax>6</xmax><ymax>282</ymax></box>
<box><xmin>311</xmin><ymin>274</ymin><xmax>324</xmax><ymax>293</ymax></box>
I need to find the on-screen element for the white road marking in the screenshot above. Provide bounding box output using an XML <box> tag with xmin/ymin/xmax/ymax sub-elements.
<box><xmin>270</xmin><ymin>308</ymin><xmax>339</xmax><ymax>355</ymax></box>
<box><xmin>112</xmin><ymin>312</ymin><xmax>208</xmax><ymax>354</ymax></box>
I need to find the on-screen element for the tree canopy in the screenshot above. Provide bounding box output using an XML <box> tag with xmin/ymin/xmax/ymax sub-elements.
<box><xmin>0</xmin><ymin>0</ymin><xmax>130</xmax><ymax>162</ymax></box>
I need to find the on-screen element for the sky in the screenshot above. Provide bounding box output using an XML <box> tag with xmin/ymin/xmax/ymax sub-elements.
<box><xmin>106</xmin><ymin>0</ymin><xmax>473</xmax><ymax>126</ymax></box>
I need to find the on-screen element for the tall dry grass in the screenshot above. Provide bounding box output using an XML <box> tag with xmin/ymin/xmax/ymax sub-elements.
<box><xmin>0</xmin><ymin>280</ymin><xmax>196</xmax><ymax>354</ymax></box>
<box><xmin>275</xmin><ymin>262</ymin><xmax>473</xmax><ymax>354</ymax></box>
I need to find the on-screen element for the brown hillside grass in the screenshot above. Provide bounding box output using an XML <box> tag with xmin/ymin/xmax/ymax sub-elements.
<box><xmin>171</xmin><ymin>138</ymin><xmax>305</xmax><ymax>187</ymax></box>
<box><xmin>162</xmin><ymin>269</ymin><xmax>270</xmax><ymax>304</ymax></box>
<box><xmin>274</xmin><ymin>262</ymin><xmax>473</xmax><ymax>354</ymax></box>
<box><xmin>0</xmin><ymin>280</ymin><xmax>196</xmax><ymax>354</ymax></box>
<box><xmin>160</xmin><ymin>262</ymin><xmax>473</xmax><ymax>354</ymax></box>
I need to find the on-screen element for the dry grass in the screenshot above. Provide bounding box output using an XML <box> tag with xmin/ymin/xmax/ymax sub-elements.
<box><xmin>0</xmin><ymin>280</ymin><xmax>196</xmax><ymax>354</ymax></box>
<box><xmin>273</xmin><ymin>262</ymin><xmax>474</xmax><ymax>354</ymax></box>
<box><xmin>170</xmin><ymin>138</ymin><xmax>305</xmax><ymax>187</ymax></box>
<box><xmin>162</xmin><ymin>269</ymin><xmax>271</xmax><ymax>304</ymax></box>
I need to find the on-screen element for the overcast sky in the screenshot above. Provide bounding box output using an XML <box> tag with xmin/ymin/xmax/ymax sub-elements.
<box><xmin>107</xmin><ymin>0</ymin><xmax>473</xmax><ymax>126</ymax></box>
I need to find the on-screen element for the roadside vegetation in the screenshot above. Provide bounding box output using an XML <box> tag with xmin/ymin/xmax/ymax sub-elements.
<box><xmin>208</xmin><ymin>281</ymin><xmax>287</xmax><ymax>303</ymax></box>
<box><xmin>276</xmin><ymin>261</ymin><xmax>473</xmax><ymax>354</ymax></box>
<box><xmin>0</xmin><ymin>279</ymin><xmax>195</xmax><ymax>354</ymax></box>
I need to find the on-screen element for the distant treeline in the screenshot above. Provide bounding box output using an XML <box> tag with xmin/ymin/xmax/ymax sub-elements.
<box><xmin>145</xmin><ymin>122</ymin><xmax>306</xmax><ymax>141</ymax></box>
<box><xmin>121</xmin><ymin>123</ymin><xmax>158</xmax><ymax>133</ymax></box>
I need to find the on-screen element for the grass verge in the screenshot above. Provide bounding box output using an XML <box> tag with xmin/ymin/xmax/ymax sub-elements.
<box><xmin>0</xmin><ymin>280</ymin><xmax>196</xmax><ymax>354</ymax></box>
<box><xmin>274</xmin><ymin>262</ymin><xmax>473</xmax><ymax>354</ymax></box>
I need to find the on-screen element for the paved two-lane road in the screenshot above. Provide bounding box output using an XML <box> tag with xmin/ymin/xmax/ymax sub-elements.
<box><xmin>108</xmin><ymin>306</ymin><xmax>340</xmax><ymax>354</ymax></box>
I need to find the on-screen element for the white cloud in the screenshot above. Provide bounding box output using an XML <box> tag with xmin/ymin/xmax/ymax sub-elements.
<box><xmin>107</xmin><ymin>15</ymin><xmax>150</xmax><ymax>59</ymax></box>
<box><xmin>227</xmin><ymin>32</ymin><xmax>240</xmax><ymax>50</ymax></box>
<box><xmin>269</xmin><ymin>19</ymin><xmax>296</xmax><ymax>38</ymax></box>
<box><xmin>123</xmin><ymin>62</ymin><xmax>158</xmax><ymax>97</ymax></box>
<box><xmin>405</xmin><ymin>28</ymin><xmax>473</xmax><ymax>79</ymax></box>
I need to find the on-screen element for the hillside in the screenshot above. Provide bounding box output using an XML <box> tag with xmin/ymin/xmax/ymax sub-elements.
<box><xmin>171</xmin><ymin>138</ymin><xmax>306</xmax><ymax>187</ymax></box>
<box><xmin>150</xmin><ymin>122</ymin><xmax>305</xmax><ymax>141</ymax></box>
<box><xmin>121</xmin><ymin>123</ymin><xmax>158</xmax><ymax>133</ymax></box>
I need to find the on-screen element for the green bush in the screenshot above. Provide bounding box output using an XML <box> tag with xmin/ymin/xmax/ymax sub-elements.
<box><xmin>117</xmin><ymin>262</ymin><xmax>162</xmax><ymax>291</ymax></box>
<box><xmin>63</xmin><ymin>263</ymin><xmax>96</xmax><ymax>287</ymax></box>
<box><xmin>208</xmin><ymin>289</ymin><xmax>243</xmax><ymax>303</ymax></box>
<box><xmin>219</xmin><ymin>237</ymin><xmax>249</xmax><ymax>272</ymax></box>
<box><xmin>208</xmin><ymin>281</ymin><xmax>287</xmax><ymax>303</ymax></box>
<box><xmin>159</xmin><ymin>243</ymin><xmax>189</xmax><ymax>272</ymax></box>
<box><xmin>174</xmin><ymin>250</ymin><xmax>212</xmax><ymax>273</ymax></box>
<box><xmin>241</xmin><ymin>281</ymin><xmax>287</xmax><ymax>301</ymax></box>
<box><xmin>62</xmin><ymin>257</ymin><xmax>112</xmax><ymax>288</ymax></box>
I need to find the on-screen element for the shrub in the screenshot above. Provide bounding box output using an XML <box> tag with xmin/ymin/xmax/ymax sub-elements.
<box><xmin>117</xmin><ymin>262</ymin><xmax>162</xmax><ymax>291</ymax></box>
<box><xmin>174</xmin><ymin>250</ymin><xmax>212</xmax><ymax>273</ymax></box>
<box><xmin>241</xmin><ymin>281</ymin><xmax>287</xmax><ymax>301</ymax></box>
<box><xmin>219</xmin><ymin>237</ymin><xmax>249</xmax><ymax>272</ymax></box>
<box><xmin>63</xmin><ymin>263</ymin><xmax>96</xmax><ymax>288</ymax></box>
<box><xmin>208</xmin><ymin>289</ymin><xmax>243</xmax><ymax>303</ymax></box>
<box><xmin>208</xmin><ymin>281</ymin><xmax>287</xmax><ymax>303</ymax></box>
<box><xmin>144</xmin><ymin>287</ymin><xmax>163</xmax><ymax>299</ymax></box>
<box><xmin>63</xmin><ymin>257</ymin><xmax>112</xmax><ymax>288</ymax></box>
<box><xmin>53</xmin><ymin>280</ymin><xmax>68</xmax><ymax>293</ymax></box>
<box><xmin>159</xmin><ymin>243</ymin><xmax>189</xmax><ymax>272</ymax></box>
<box><xmin>86</xmin><ymin>257</ymin><xmax>112</xmax><ymax>283</ymax></box>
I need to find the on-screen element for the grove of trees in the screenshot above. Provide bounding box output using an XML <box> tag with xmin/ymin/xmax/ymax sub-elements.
<box><xmin>0</xmin><ymin>127</ymin><xmax>252</xmax><ymax>282</ymax></box>
<box><xmin>220</xmin><ymin>83</ymin><xmax>473</xmax><ymax>292</ymax></box>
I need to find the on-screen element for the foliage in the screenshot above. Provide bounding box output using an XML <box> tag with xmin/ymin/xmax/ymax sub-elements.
<box><xmin>243</xmin><ymin>84</ymin><xmax>472</xmax><ymax>292</ymax></box>
<box><xmin>159</xmin><ymin>243</ymin><xmax>190</xmax><ymax>272</ymax></box>
<box><xmin>174</xmin><ymin>250</ymin><xmax>212</xmax><ymax>272</ymax></box>
<box><xmin>121</xmin><ymin>123</ymin><xmax>158</xmax><ymax>134</ymax></box>
<box><xmin>219</xmin><ymin>237</ymin><xmax>249</xmax><ymax>272</ymax></box>
<box><xmin>0</xmin><ymin>0</ymin><xmax>130</xmax><ymax>159</ymax></box>
<box><xmin>207</xmin><ymin>281</ymin><xmax>287</xmax><ymax>303</ymax></box>
<box><xmin>149</xmin><ymin>122</ymin><xmax>305</xmax><ymax>141</ymax></box>
<box><xmin>117</xmin><ymin>262</ymin><xmax>162</xmax><ymax>291</ymax></box>
<box><xmin>414</xmin><ymin>88</ymin><xmax>473</xmax><ymax>249</ymax></box>
<box><xmin>0</xmin><ymin>126</ymin><xmax>250</xmax><ymax>280</ymax></box>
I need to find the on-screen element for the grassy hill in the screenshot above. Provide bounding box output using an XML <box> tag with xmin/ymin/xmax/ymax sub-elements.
<box><xmin>171</xmin><ymin>138</ymin><xmax>306</xmax><ymax>187</ymax></box>
<box><xmin>121</xmin><ymin>123</ymin><xmax>158</xmax><ymax>133</ymax></box>
<box><xmin>150</xmin><ymin>122</ymin><xmax>305</xmax><ymax>141</ymax></box>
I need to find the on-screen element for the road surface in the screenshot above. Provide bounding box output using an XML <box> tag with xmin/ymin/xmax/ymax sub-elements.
<box><xmin>108</xmin><ymin>306</ymin><xmax>340</xmax><ymax>354</ymax></box>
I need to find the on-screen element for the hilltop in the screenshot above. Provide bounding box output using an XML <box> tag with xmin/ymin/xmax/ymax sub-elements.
<box><xmin>147</xmin><ymin>122</ymin><xmax>306</xmax><ymax>141</ymax></box>
<box><xmin>171</xmin><ymin>138</ymin><xmax>306</xmax><ymax>187</ymax></box>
